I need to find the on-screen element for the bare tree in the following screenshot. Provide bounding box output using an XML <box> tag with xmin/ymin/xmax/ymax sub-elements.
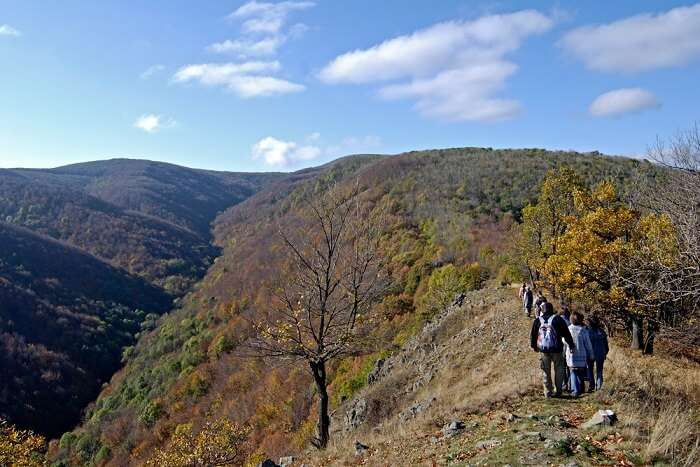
<box><xmin>622</xmin><ymin>123</ymin><xmax>700</xmax><ymax>354</ymax></box>
<box><xmin>250</xmin><ymin>183</ymin><xmax>385</xmax><ymax>449</ymax></box>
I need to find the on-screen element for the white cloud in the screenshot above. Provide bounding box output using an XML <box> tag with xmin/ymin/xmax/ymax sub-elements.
<box><xmin>252</xmin><ymin>133</ymin><xmax>382</xmax><ymax>167</ymax></box>
<box><xmin>589</xmin><ymin>88</ymin><xmax>660</xmax><ymax>117</ymax></box>
<box><xmin>173</xmin><ymin>61</ymin><xmax>304</xmax><ymax>98</ymax></box>
<box><xmin>319</xmin><ymin>10</ymin><xmax>552</xmax><ymax>122</ymax></box>
<box><xmin>133</xmin><ymin>114</ymin><xmax>176</xmax><ymax>133</ymax></box>
<box><xmin>0</xmin><ymin>24</ymin><xmax>20</xmax><ymax>37</ymax></box>
<box><xmin>230</xmin><ymin>1</ymin><xmax>315</xmax><ymax>35</ymax></box>
<box><xmin>561</xmin><ymin>3</ymin><xmax>700</xmax><ymax>73</ymax></box>
<box><xmin>208</xmin><ymin>36</ymin><xmax>284</xmax><ymax>56</ymax></box>
<box><xmin>140</xmin><ymin>64</ymin><xmax>165</xmax><ymax>79</ymax></box>
<box><xmin>252</xmin><ymin>136</ymin><xmax>321</xmax><ymax>167</ymax></box>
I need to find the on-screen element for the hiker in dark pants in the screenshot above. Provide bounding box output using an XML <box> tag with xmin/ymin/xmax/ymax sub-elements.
<box><xmin>523</xmin><ymin>286</ymin><xmax>534</xmax><ymax>317</ymax></box>
<box><xmin>531</xmin><ymin>303</ymin><xmax>575</xmax><ymax>398</ymax></box>
<box><xmin>585</xmin><ymin>316</ymin><xmax>609</xmax><ymax>391</ymax></box>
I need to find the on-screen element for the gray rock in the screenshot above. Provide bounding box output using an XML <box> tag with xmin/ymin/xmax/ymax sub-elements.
<box><xmin>400</xmin><ymin>396</ymin><xmax>436</xmax><ymax>421</ymax></box>
<box><xmin>345</xmin><ymin>398</ymin><xmax>368</xmax><ymax>429</ymax></box>
<box><xmin>355</xmin><ymin>440</ymin><xmax>370</xmax><ymax>456</ymax></box>
<box><xmin>518</xmin><ymin>431</ymin><xmax>544</xmax><ymax>441</ymax></box>
<box><xmin>475</xmin><ymin>439</ymin><xmax>501</xmax><ymax>450</ymax></box>
<box><xmin>560</xmin><ymin>462</ymin><xmax>580</xmax><ymax>467</ymax></box>
<box><xmin>279</xmin><ymin>456</ymin><xmax>295</xmax><ymax>466</ymax></box>
<box><xmin>581</xmin><ymin>409</ymin><xmax>617</xmax><ymax>429</ymax></box>
<box><xmin>505</xmin><ymin>412</ymin><xmax>520</xmax><ymax>423</ymax></box>
<box><xmin>442</xmin><ymin>420</ymin><xmax>466</xmax><ymax>438</ymax></box>
<box><xmin>367</xmin><ymin>359</ymin><xmax>385</xmax><ymax>385</ymax></box>
<box><xmin>543</xmin><ymin>438</ymin><xmax>558</xmax><ymax>449</ymax></box>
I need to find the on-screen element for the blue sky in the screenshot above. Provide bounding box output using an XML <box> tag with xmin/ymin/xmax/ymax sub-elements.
<box><xmin>1</xmin><ymin>1</ymin><xmax>699</xmax><ymax>171</ymax></box>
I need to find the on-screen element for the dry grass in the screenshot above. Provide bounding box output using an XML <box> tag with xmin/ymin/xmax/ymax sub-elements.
<box><xmin>302</xmin><ymin>288</ymin><xmax>700</xmax><ymax>466</ymax></box>
<box><xmin>599</xmin><ymin>347</ymin><xmax>700</xmax><ymax>465</ymax></box>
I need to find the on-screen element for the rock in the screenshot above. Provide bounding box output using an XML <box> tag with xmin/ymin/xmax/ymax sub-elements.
<box><xmin>345</xmin><ymin>398</ymin><xmax>368</xmax><ymax>429</ymax></box>
<box><xmin>505</xmin><ymin>413</ymin><xmax>519</xmax><ymax>423</ymax></box>
<box><xmin>475</xmin><ymin>439</ymin><xmax>501</xmax><ymax>450</ymax></box>
<box><xmin>367</xmin><ymin>359</ymin><xmax>385</xmax><ymax>385</ymax></box>
<box><xmin>581</xmin><ymin>409</ymin><xmax>617</xmax><ymax>429</ymax></box>
<box><xmin>355</xmin><ymin>440</ymin><xmax>370</xmax><ymax>456</ymax></box>
<box><xmin>560</xmin><ymin>462</ymin><xmax>580</xmax><ymax>467</ymax></box>
<box><xmin>258</xmin><ymin>460</ymin><xmax>279</xmax><ymax>467</ymax></box>
<box><xmin>545</xmin><ymin>415</ymin><xmax>568</xmax><ymax>427</ymax></box>
<box><xmin>527</xmin><ymin>414</ymin><xmax>539</xmax><ymax>420</ymax></box>
<box><xmin>452</xmin><ymin>293</ymin><xmax>466</xmax><ymax>307</ymax></box>
<box><xmin>399</xmin><ymin>396</ymin><xmax>436</xmax><ymax>421</ymax></box>
<box><xmin>543</xmin><ymin>438</ymin><xmax>557</xmax><ymax>449</ymax></box>
<box><xmin>516</xmin><ymin>431</ymin><xmax>544</xmax><ymax>442</ymax></box>
<box><xmin>278</xmin><ymin>456</ymin><xmax>295</xmax><ymax>466</ymax></box>
<box><xmin>442</xmin><ymin>420</ymin><xmax>466</xmax><ymax>438</ymax></box>
<box><xmin>430</xmin><ymin>436</ymin><xmax>439</xmax><ymax>445</ymax></box>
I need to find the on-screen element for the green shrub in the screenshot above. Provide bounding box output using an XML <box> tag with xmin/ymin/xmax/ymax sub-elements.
<box><xmin>58</xmin><ymin>432</ymin><xmax>76</xmax><ymax>450</ymax></box>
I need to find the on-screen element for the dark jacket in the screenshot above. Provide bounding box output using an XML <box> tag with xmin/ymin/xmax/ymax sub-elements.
<box><xmin>588</xmin><ymin>327</ymin><xmax>609</xmax><ymax>360</ymax></box>
<box><xmin>530</xmin><ymin>310</ymin><xmax>575</xmax><ymax>353</ymax></box>
<box><xmin>523</xmin><ymin>289</ymin><xmax>533</xmax><ymax>308</ymax></box>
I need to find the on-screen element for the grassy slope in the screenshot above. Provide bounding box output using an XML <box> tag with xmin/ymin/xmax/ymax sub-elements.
<box><xmin>51</xmin><ymin>148</ymin><xmax>653</xmax><ymax>465</ymax></box>
<box><xmin>305</xmin><ymin>288</ymin><xmax>700</xmax><ymax>466</ymax></box>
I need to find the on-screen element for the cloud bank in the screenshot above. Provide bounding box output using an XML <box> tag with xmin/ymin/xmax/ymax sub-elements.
<box><xmin>561</xmin><ymin>2</ymin><xmax>700</xmax><ymax>72</ymax></box>
<box><xmin>173</xmin><ymin>61</ymin><xmax>304</xmax><ymax>97</ymax></box>
<box><xmin>319</xmin><ymin>10</ymin><xmax>553</xmax><ymax>122</ymax></box>
<box><xmin>589</xmin><ymin>88</ymin><xmax>660</xmax><ymax>117</ymax></box>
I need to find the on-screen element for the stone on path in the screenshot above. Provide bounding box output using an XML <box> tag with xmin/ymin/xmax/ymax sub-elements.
<box><xmin>581</xmin><ymin>409</ymin><xmax>617</xmax><ymax>429</ymax></box>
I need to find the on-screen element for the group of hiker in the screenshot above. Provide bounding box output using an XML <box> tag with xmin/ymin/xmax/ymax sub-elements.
<box><xmin>519</xmin><ymin>284</ymin><xmax>609</xmax><ymax>398</ymax></box>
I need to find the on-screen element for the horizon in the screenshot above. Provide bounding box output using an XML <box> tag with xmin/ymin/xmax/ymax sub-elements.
<box><xmin>1</xmin><ymin>146</ymin><xmax>642</xmax><ymax>173</ymax></box>
<box><xmin>1</xmin><ymin>0</ymin><xmax>699</xmax><ymax>171</ymax></box>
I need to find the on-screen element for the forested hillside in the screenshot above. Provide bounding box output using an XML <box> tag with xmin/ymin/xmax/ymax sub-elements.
<box><xmin>0</xmin><ymin>223</ymin><xmax>171</xmax><ymax>437</ymax></box>
<box><xmin>50</xmin><ymin>148</ymin><xmax>649</xmax><ymax>465</ymax></box>
<box><xmin>0</xmin><ymin>160</ymin><xmax>279</xmax><ymax>438</ymax></box>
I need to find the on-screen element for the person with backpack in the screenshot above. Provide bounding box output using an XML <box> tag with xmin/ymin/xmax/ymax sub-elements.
<box><xmin>564</xmin><ymin>311</ymin><xmax>595</xmax><ymax>397</ymax></box>
<box><xmin>585</xmin><ymin>316</ymin><xmax>609</xmax><ymax>391</ymax></box>
<box><xmin>534</xmin><ymin>293</ymin><xmax>547</xmax><ymax>318</ymax></box>
<box><xmin>523</xmin><ymin>286</ymin><xmax>534</xmax><ymax>318</ymax></box>
<box><xmin>530</xmin><ymin>302</ymin><xmax>575</xmax><ymax>398</ymax></box>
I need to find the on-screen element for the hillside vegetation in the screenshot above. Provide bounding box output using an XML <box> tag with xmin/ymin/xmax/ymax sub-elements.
<box><xmin>49</xmin><ymin>148</ymin><xmax>654</xmax><ymax>466</ymax></box>
<box><xmin>0</xmin><ymin>223</ymin><xmax>171</xmax><ymax>437</ymax></box>
<box><xmin>0</xmin><ymin>159</ymin><xmax>279</xmax><ymax>438</ymax></box>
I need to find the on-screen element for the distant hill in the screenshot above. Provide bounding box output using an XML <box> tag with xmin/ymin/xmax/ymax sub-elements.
<box><xmin>0</xmin><ymin>159</ymin><xmax>282</xmax><ymax>437</ymax></box>
<box><xmin>50</xmin><ymin>148</ymin><xmax>650</xmax><ymax>465</ymax></box>
<box><xmin>1</xmin><ymin>159</ymin><xmax>281</xmax><ymax>293</ymax></box>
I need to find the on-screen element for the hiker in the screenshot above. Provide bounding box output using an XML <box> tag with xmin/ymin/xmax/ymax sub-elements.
<box><xmin>564</xmin><ymin>311</ymin><xmax>595</xmax><ymax>397</ymax></box>
<box><xmin>530</xmin><ymin>302</ymin><xmax>575</xmax><ymax>398</ymax></box>
<box><xmin>523</xmin><ymin>286</ymin><xmax>534</xmax><ymax>317</ymax></box>
<box><xmin>534</xmin><ymin>293</ymin><xmax>547</xmax><ymax>318</ymax></box>
<box><xmin>518</xmin><ymin>283</ymin><xmax>527</xmax><ymax>300</ymax></box>
<box><xmin>559</xmin><ymin>306</ymin><xmax>571</xmax><ymax>326</ymax></box>
<box><xmin>585</xmin><ymin>317</ymin><xmax>609</xmax><ymax>391</ymax></box>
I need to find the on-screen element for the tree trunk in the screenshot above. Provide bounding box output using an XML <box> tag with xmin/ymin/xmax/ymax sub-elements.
<box><xmin>644</xmin><ymin>321</ymin><xmax>657</xmax><ymax>355</ymax></box>
<box><xmin>631</xmin><ymin>316</ymin><xmax>644</xmax><ymax>351</ymax></box>
<box><xmin>310</xmin><ymin>360</ymin><xmax>330</xmax><ymax>449</ymax></box>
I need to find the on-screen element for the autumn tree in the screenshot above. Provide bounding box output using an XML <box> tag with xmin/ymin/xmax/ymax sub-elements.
<box><xmin>0</xmin><ymin>419</ymin><xmax>46</xmax><ymax>467</ymax></box>
<box><xmin>146</xmin><ymin>418</ymin><xmax>251</xmax><ymax>467</ymax></box>
<box><xmin>518</xmin><ymin>168</ymin><xmax>586</xmax><ymax>287</ymax></box>
<box><xmin>251</xmin><ymin>183</ymin><xmax>385</xmax><ymax>449</ymax></box>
